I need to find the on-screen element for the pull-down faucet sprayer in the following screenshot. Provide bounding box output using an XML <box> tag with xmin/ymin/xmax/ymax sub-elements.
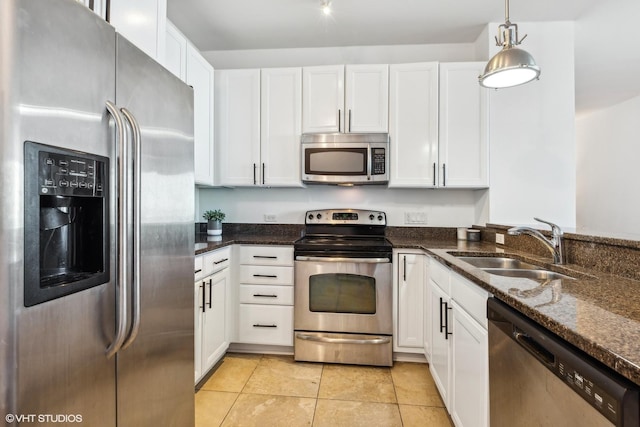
<box><xmin>507</xmin><ymin>217</ymin><xmax>565</xmax><ymax>265</ymax></box>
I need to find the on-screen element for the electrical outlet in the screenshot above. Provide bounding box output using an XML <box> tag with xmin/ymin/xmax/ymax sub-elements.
<box><xmin>496</xmin><ymin>233</ymin><xmax>505</xmax><ymax>244</ymax></box>
<box><xmin>264</xmin><ymin>214</ymin><xmax>277</xmax><ymax>222</ymax></box>
<box><xmin>404</xmin><ymin>212</ymin><xmax>427</xmax><ymax>224</ymax></box>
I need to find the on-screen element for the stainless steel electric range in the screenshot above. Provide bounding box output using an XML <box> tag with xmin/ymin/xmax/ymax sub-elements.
<box><xmin>293</xmin><ymin>209</ymin><xmax>393</xmax><ymax>366</ymax></box>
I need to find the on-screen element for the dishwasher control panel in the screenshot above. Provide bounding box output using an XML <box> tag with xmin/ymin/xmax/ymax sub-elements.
<box><xmin>558</xmin><ymin>358</ymin><xmax>618</xmax><ymax>425</ymax></box>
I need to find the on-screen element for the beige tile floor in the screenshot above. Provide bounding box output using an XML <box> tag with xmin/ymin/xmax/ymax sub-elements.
<box><xmin>196</xmin><ymin>353</ymin><xmax>453</xmax><ymax>427</ymax></box>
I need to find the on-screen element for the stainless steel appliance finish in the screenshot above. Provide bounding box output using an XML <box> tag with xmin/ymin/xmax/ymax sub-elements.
<box><xmin>488</xmin><ymin>298</ymin><xmax>640</xmax><ymax>427</ymax></box>
<box><xmin>301</xmin><ymin>133</ymin><xmax>389</xmax><ymax>185</ymax></box>
<box><xmin>294</xmin><ymin>209</ymin><xmax>393</xmax><ymax>366</ymax></box>
<box><xmin>0</xmin><ymin>1</ymin><xmax>195</xmax><ymax>425</ymax></box>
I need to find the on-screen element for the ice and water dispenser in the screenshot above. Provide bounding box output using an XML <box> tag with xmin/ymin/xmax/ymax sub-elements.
<box><xmin>24</xmin><ymin>141</ymin><xmax>109</xmax><ymax>306</ymax></box>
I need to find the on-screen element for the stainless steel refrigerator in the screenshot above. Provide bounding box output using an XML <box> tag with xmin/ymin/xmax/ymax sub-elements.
<box><xmin>0</xmin><ymin>0</ymin><xmax>195</xmax><ymax>425</ymax></box>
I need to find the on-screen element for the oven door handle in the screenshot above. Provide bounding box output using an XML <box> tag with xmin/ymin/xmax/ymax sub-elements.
<box><xmin>296</xmin><ymin>333</ymin><xmax>391</xmax><ymax>345</ymax></box>
<box><xmin>295</xmin><ymin>256</ymin><xmax>390</xmax><ymax>263</ymax></box>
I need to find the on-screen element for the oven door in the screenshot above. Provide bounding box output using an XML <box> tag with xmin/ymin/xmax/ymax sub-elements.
<box><xmin>294</xmin><ymin>256</ymin><xmax>392</xmax><ymax>335</ymax></box>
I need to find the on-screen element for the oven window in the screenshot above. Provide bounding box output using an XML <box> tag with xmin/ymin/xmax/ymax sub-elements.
<box><xmin>309</xmin><ymin>273</ymin><xmax>376</xmax><ymax>314</ymax></box>
<box><xmin>305</xmin><ymin>148</ymin><xmax>367</xmax><ymax>175</ymax></box>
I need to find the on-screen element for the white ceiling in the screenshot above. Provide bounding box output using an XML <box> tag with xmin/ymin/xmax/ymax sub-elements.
<box><xmin>167</xmin><ymin>0</ymin><xmax>640</xmax><ymax>114</ymax></box>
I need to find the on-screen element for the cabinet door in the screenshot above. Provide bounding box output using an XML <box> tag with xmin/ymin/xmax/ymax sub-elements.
<box><xmin>164</xmin><ymin>20</ymin><xmax>186</xmax><ymax>80</ymax></box>
<box><xmin>261</xmin><ymin>68</ymin><xmax>303</xmax><ymax>187</ymax></box>
<box><xmin>194</xmin><ymin>280</ymin><xmax>204</xmax><ymax>382</ymax></box>
<box><xmin>302</xmin><ymin>65</ymin><xmax>344</xmax><ymax>133</ymax></box>
<box><xmin>201</xmin><ymin>270</ymin><xmax>228</xmax><ymax>374</ymax></box>
<box><xmin>388</xmin><ymin>63</ymin><xmax>439</xmax><ymax>187</ymax></box>
<box><xmin>216</xmin><ymin>69</ymin><xmax>261</xmax><ymax>186</ymax></box>
<box><xmin>186</xmin><ymin>45</ymin><xmax>215</xmax><ymax>185</ymax></box>
<box><xmin>429</xmin><ymin>280</ymin><xmax>451</xmax><ymax>409</ymax></box>
<box><xmin>397</xmin><ymin>253</ymin><xmax>426</xmax><ymax>350</ymax></box>
<box><xmin>439</xmin><ymin>62</ymin><xmax>489</xmax><ymax>188</ymax></box>
<box><xmin>451</xmin><ymin>301</ymin><xmax>488</xmax><ymax>427</ymax></box>
<box><xmin>109</xmin><ymin>0</ymin><xmax>166</xmax><ymax>61</ymax></box>
<box><xmin>345</xmin><ymin>64</ymin><xmax>389</xmax><ymax>133</ymax></box>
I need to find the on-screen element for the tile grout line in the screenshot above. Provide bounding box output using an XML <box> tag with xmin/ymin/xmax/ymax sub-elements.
<box><xmin>217</xmin><ymin>354</ymin><xmax>264</xmax><ymax>427</ymax></box>
<box><xmin>310</xmin><ymin>362</ymin><xmax>326</xmax><ymax>427</ymax></box>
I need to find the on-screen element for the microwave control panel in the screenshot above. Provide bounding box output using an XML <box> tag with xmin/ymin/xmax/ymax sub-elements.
<box><xmin>372</xmin><ymin>148</ymin><xmax>386</xmax><ymax>175</ymax></box>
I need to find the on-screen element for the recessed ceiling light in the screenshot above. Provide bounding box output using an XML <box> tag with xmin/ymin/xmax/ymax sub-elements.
<box><xmin>321</xmin><ymin>0</ymin><xmax>332</xmax><ymax>16</ymax></box>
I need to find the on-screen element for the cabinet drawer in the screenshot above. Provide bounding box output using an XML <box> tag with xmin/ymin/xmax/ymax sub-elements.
<box><xmin>239</xmin><ymin>265</ymin><xmax>293</xmax><ymax>285</ymax></box>
<box><xmin>238</xmin><ymin>305</ymin><xmax>293</xmax><ymax>346</ymax></box>
<box><xmin>239</xmin><ymin>285</ymin><xmax>294</xmax><ymax>305</ymax></box>
<box><xmin>450</xmin><ymin>271</ymin><xmax>489</xmax><ymax>329</ymax></box>
<box><xmin>203</xmin><ymin>246</ymin><xmax>231</xmax><ymax>276</ymax></box>
<box><xmin>195</xmin><ymin>256</ymin><xmax>204</xmax><ymax>280</ymax></box>
<box><xmin>429</xmin><ymin>258</ymin><xmax>451</xmax><ymax>294</ymax></box>
<box><xmin>239</xmin><ymin>245</ymin><xmax>294</xmax><ymax>266</ymax></box>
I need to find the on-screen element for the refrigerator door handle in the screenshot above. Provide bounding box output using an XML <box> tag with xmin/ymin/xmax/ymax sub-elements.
<box><xmin>105</xmin><ymin>101</ymin><xmax>130</xmax><ymax>359</ymax></box>
<box><xmin>119</xmin><ymin>107</ymin><xmax>142</xmax><ymax>351</ymax></box>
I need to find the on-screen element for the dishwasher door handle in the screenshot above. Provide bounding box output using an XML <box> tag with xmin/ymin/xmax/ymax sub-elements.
<box><xmin>513</xmin><ymin>328</ymin><xmax>556</xmax><ymax>368</ymax></box>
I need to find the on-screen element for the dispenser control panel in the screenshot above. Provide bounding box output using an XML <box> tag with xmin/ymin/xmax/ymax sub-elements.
<box><xmin>38</xmin><ymin>149</ymin><xmax>106</xmax><ymax>197</ymax></box>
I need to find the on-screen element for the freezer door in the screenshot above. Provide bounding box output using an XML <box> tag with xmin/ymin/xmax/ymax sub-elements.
<box><xmin>1</xmin><ymin>0</ymin><xmax>117</xmax><ymax>425</ymax></box>
<box><xmin>114</xmin><ymin>35</ymin><xmax>195</xmax><ymax>427</ymax></box>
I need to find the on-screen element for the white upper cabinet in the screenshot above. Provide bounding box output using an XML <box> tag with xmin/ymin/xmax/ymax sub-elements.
<box><xmin>302</xmin><ymin>65</ymin><xmax>345</xmax><ymax>133</ymax></box>
<box><xmin>439</xmin><ymin>62</ymin><xmax>489</xmax><ymax>188</ymax></box>
<box><xmin>164</xmin><ymin>21</ymin><xmax>187</xmax><ymax>80</ymax></box>
<box><xmin>345</xmin><ymin>64</ymin><xmax>389</xmax><ymax>133</ymax></box>
<box><xmin>260</xmin><ymin>68</ymin><xmax>304</xmax><ymax>187</ymax></box>
<box><xmin>109</xmin><ymin>0</ymin><xmax>167</xmax><ymax>62</ymax></box>
<box><xmin>186</xmin><ymin>45</ymin><xmax>215</xmax><ymax>185</ymax></box>
<box><xmin>302</xmin><ymin>64</ymin><xmax>388</xmax><ymax>133</ymax></box>
<box><xmin>388</xmin><ymin>63</ymin><xmax>439</xmax><ymax>188</ymax></box>
<box><xmin>215</xmin><ymin>69</ymin><xmax>261</xmax><ymax>186</ymax></box>
<box><xmin>163</xmin><ymin>21</ymin><xmax>215</xmax><ymax>186</ymax></box>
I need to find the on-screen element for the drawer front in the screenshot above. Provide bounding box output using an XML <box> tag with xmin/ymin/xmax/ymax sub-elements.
<box><xmin>238</xmin><ymin>305</ymin><xmax>293</xmax><ymax>346</ymax></box>
<box><xmin>239</xmin><ymin>265</ymin><xmax>294</xmax><ymax>285</ymax></box>
<box><xmin>429</xmin><ymin>258</ymin><xmax>451</xmax><ymax>294</ymax></box>
<box><xmin>239</xmin><ymin>245</ymin><xmax>294</xmax><ymax>267</ymax></box>
<box><xmin>195</xmin><ymin>256</ymin><xmax>204</xmax><ymax>280</ymax></box>
<box><xmin>203</xmin><ymin>246</ymin><xmax>231</xmax><ymax>276</ymax></box>
<box><xmin>239</xmin><ymin>285</ymin><xmax>294</xmax><ymax>305</ymax></box>
<box><xmin>450</xmin><ymin>271</ymin><xmax>489</xmax><ymax>329</ymax></box>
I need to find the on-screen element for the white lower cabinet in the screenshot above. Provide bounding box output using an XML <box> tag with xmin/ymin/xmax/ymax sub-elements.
<box><xmin>395</xmin><ymin>251</ymin><xmax>427</xmax><ymax>352</ymax></box>
<box><xmin>194</xmin><ymin>247</ymin><xmax>231</xmax><ymax>384</ymax></box>
<box><xmin>428</xmin><ymin>258</ymin><xmax>489</xmax><ymax>427</ymax></box>
<box><xmin>236</xmin><ymin>245</ymin><xmax>294</xmax><ymax>347</ymax></box>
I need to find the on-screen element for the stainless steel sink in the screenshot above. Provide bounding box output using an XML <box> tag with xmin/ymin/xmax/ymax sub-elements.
<box><xmin>453</xmin><ymin>254</ymin><xmax>576</xmax><ymax>281</ymax></box>
<box><xmin>456</xmin><ymin>256</ymin><xmax>539</xmax><ymax>270</ymax></box>
<box><xmin>482</xmin><ymin>268</ymin><xmax>575</xmax><ymax>281</ymax></box>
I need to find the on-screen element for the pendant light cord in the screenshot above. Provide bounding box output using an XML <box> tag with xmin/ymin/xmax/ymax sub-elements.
<box><xmin>504</xmin><ymin>0</ymin><xmax>511</xmax><ymax>25</ymax></box>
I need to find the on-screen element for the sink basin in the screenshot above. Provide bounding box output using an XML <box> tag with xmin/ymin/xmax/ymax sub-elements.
<box><xmin>456</xmin><ymin>256</ymin><xmax>539</xmax><ymax>270</ymax></box>
<box><xmin>482</xmin><ymin>268</ymin><xmax>575</xmax><ymax>281</ymax></box>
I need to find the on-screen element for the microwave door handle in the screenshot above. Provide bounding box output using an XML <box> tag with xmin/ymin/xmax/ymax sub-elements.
<box><xmin>105</xmin><ymin>101</ymin><xmax>129</xmax><ymax>359</ymax></box>
<box><xmin>367</xmin><ymin>145</ymin><xmax>372</xmax><ymax>181</ymax></box>
<box><xmin>119</xmin><ymin>107</ymin><xmax>142</xmax><ymax>352</ymax></box>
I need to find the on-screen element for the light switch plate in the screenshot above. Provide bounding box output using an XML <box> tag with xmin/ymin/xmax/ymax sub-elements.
<box><xmin>496</xmin><ymin>233</ymin><xmax>505</xmax><ymax>244</ymax></box>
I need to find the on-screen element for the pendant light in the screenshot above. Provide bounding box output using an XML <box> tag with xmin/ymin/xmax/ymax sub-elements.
<box><xmin>479</xmin><ymin>0</ymin><xmax>540</xmax><ymax>89</ymax></box>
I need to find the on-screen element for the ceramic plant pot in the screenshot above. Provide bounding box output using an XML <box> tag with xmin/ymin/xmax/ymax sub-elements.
<box><xmin>207</xmin><ymin>219</ymin><xmax>222</xmax><ymax>235</ymax></box>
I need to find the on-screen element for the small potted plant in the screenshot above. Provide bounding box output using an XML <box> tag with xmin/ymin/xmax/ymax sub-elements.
<box><xmin>203</xmin><ymin>209</ymin><xmax>225</xmax><ymax>236</ymax></box>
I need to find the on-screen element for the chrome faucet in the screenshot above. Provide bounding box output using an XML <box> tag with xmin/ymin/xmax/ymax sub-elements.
<box><xmin>507</xmin><ymin>217</ymin><xmax>565</xmax><ymax>265</ymax></box>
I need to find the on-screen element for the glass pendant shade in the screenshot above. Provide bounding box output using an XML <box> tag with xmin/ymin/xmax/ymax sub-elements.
<box><xmin>479</xmin><ymin>46</ymin><xmax>541</xmax><ymax>88</ymax></box>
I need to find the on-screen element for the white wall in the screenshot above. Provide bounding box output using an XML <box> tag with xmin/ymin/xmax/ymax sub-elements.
<box><xmin>484</xmin><ymin>22</ymin><xmax>577</xmax><ymax>228</ymax></box>
<box><xmin>199</xmin><ymin>187</ymin><xmax>487</xmax><ymax>227</ymax></box>
<box><xmin>576</xmin><ymin>94</ymin><xmax>640</xmax><ymax>239</ymax></box>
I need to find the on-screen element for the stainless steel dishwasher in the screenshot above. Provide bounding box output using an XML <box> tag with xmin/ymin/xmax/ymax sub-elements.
<box><xmin>488</xmin><ymin>298</ymin><xmax>639</xmax><ymax>427</ymax></box>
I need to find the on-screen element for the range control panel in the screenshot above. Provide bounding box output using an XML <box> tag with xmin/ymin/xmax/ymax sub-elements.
<box><xmin>305</xmin><ymin>209</ymin><xmax>386</xmax><ymax>225</ymax></box>
<box><xmin>37</xmin><ymin>149</ymin><xmax>106</xmax><ymax>197</ymax></box>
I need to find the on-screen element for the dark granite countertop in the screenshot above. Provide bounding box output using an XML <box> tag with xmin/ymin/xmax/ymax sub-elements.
<box><xmin>195</xmin><ymin>232</ymin><xmax>300</xmax><ymax>255</ymax></box>
<box><xmin>195</xmin><ymin>231</ymin><xmax>640</xmax><ymax>385</ymax></box>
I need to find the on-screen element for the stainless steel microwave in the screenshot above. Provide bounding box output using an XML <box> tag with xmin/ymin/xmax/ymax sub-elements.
<box><xmin>301</xmin><ymin>133</ymin><xmax>389</xmax><ymax>185</ymax></box>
